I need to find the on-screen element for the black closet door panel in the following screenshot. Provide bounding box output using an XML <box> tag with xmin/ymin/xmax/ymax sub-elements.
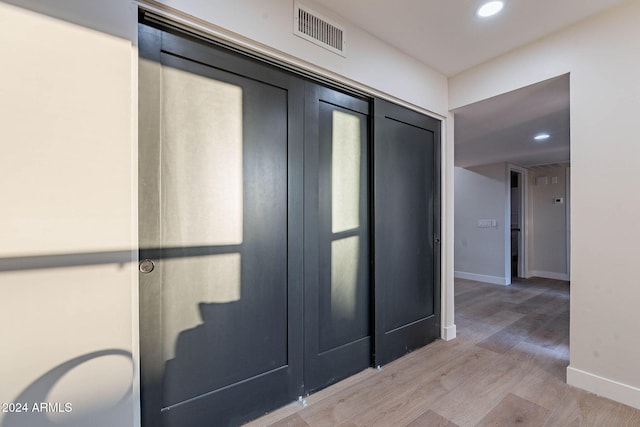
<box><xmin>373</xmin><ymin>98</ymin><xmax>441</xmax><ymax>367</ymax></box>
<box><xmin>139</xmin><ymin>22</ymin><xmax>304</xmax><ymax>427</ymax></box>
<box><xmin>303</xmin><ymin>84</ymin><xmax>371</xmax><ymax>393</ymax></box>
<box><xmin>163</xmin><ymin>367</ymin><xmax>292</xmax><ymax>427</ymax></box>
<box><xmin>317</xmin><ymin>101</ymin><xmax>370</xmax><ymax>352</ymax></box>
<box><xmin>376</xmin><ymin>119</ymin><xmax>435</xmax><ymax>331</ymax></box>
<box><xmin>303</xmin><ymin>338</ymin><xmax>371</xmax><ymax>392</ymax></box>
<box><xmin>155</xmin><ymin>51</ymin><xmax>289</xmax><ymax>407</ymax></box>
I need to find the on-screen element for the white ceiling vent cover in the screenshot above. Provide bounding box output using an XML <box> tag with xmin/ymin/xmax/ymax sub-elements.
<box><xmin>294</xmin><ymin>3</ymin><xmax>346</xmax><ymax>57</ymax></box>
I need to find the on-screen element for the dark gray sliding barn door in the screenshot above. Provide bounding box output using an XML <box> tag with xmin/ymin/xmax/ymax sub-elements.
<box><xmin>138</xmin><ymin>24</ymin><xmax>304</xmax><ymax>427</ymax></box>
<box><xmin>373</xmin><ymin>98</ymin><xmax>441</xmax><ymax>366</ymax></box>
<box><xmin>303</xmin><ymin>84</ymin><xmax>371</xmax><ymax>393</ymax></box>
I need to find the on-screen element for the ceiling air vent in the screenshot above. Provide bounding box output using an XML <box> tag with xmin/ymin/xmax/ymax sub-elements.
<box><xmin>294</xmin><ymin>3</ymin><xmax>346</xmax><ymax>57</ymax></box>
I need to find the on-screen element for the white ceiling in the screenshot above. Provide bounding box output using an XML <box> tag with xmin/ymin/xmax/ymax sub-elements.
<box><xmin>311</xmin><ymin>0</ymin><xmax>629</xmax><ymax>77</ymax></box>
<box><xmin>453</xmin><ymin>74</ymin><xmax>570</xmax><ymax>168</ymax></box>
<box><xmin>310</xmin><ymin>0</ymin><xmax>620</xmax><ymax>168</ymax></box>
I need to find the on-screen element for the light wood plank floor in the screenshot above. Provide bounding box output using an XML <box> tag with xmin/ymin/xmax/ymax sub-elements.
<box><xmin>245</xmin><ymin>278</ymin><xmax>640</xmax><ymax>426</ymax></box>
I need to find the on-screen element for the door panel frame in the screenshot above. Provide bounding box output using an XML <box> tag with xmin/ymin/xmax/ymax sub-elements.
<box><xmin>138</xmin><ymin>21</ymin><xmax>305</xmax><ymax>426</ymax></box>
<box><xmin>303</xmin><ymin>83</ymin><xmax>372</xmax><ymax>393</ymax></box>
<box><xmin>372</xmin><ymin>98</ymin><xmax>442</xmax><ymax>367</ymax></box>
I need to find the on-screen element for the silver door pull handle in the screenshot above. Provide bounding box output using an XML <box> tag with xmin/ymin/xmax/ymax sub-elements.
<box><xmin>139</xmin><ymin>259</ymin><xmax>155</xmax><ymax>274</ymax></box>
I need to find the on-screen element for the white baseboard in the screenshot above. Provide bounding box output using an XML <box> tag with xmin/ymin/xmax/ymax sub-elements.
<box><xmin>567</xmin><ymin>366</ymin><xmax>640</xmax><ymax>410</ymax></box>
<box><xmin>528</xmin><ymin>270</ymin><xmax>570</xmax><ymax>281</ymax></box>
<box><xmin>442</xmin><ymin>324</ymin><xmax>456</xmax><ymax>341</ymax></box>
<box><xmin>454</xmin><ymin>271</ymin><xmax>509</xmax><ymax>286</ymax></box>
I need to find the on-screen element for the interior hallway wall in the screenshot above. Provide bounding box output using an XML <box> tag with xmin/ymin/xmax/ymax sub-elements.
<box><xmin>449</xmin><ymin>0</ymin><xmax>640</xmax><ymax>409</ymax></box>
<box><xmin>454</xmin><ymin>164</ymin><xmax>509</xmax><ymax>285</ymax></box>
<box><xmin>528</xmin><ymin>165</ymin><xmax>569</xmax><ymax>280</ymax></box>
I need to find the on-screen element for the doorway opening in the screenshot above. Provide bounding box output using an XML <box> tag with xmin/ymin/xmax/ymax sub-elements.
<box><xmin>509</xmin><ymin>165</ymin><xmax>527</xmax><ymax>281</ymax></box>
<box><xmin>453</xmin><ymin>73</ymin><xmax>570</xmax><ymax>287</ymax></box>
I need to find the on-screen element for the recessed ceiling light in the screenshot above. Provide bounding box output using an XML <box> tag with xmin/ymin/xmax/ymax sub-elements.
<box><xmin>534</xmin><ymin>133</ymin><xmax>550</xmax><ymax>141</ymax></box>
<box><xmin>477</xmin><ymin>1</ymin><xmax>504</xmax><ymax>18</ymax></box>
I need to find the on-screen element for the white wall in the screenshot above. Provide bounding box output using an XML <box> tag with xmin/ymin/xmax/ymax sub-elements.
<box><xmin>0</xmin><ymin>3</ymin><xmax>137</xmax><ymax>426</ymax></box>
<box><xmin>0</xmin><ymin>1</ymin><xmax>453</xmax><ymax>426</ymax></box>
<box><xmin>1</xmin><ymin>0</ymin><xmax>134</xmax><ymax>40</ymax></box>
<box><xmin>1</xmin><ymin>0</ymin><xmax>449</xmax><ymax>116</ymax></box>
<box><xmin>529</xmin><ymin>165</ymin><xmax>569</xmax><ymax>280</ymax></box>
<box><xmin>149</xmin><ymin>0</ymin><xmax>448</xmax><ymax>116</ymax></box>
<box><xmin>450</xmin><ymin>0</ymin><xmax>640</xmax><ymax>409</ymax></box>
<box><xmin>455</xmin><ymin>163</ymin><xmax>570</xmax><ymax>285</ymax></box>
<box><xmin>454</xmin><ymin>164</ymin><xmax>509</xmax><ymax>285</ymax></box>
